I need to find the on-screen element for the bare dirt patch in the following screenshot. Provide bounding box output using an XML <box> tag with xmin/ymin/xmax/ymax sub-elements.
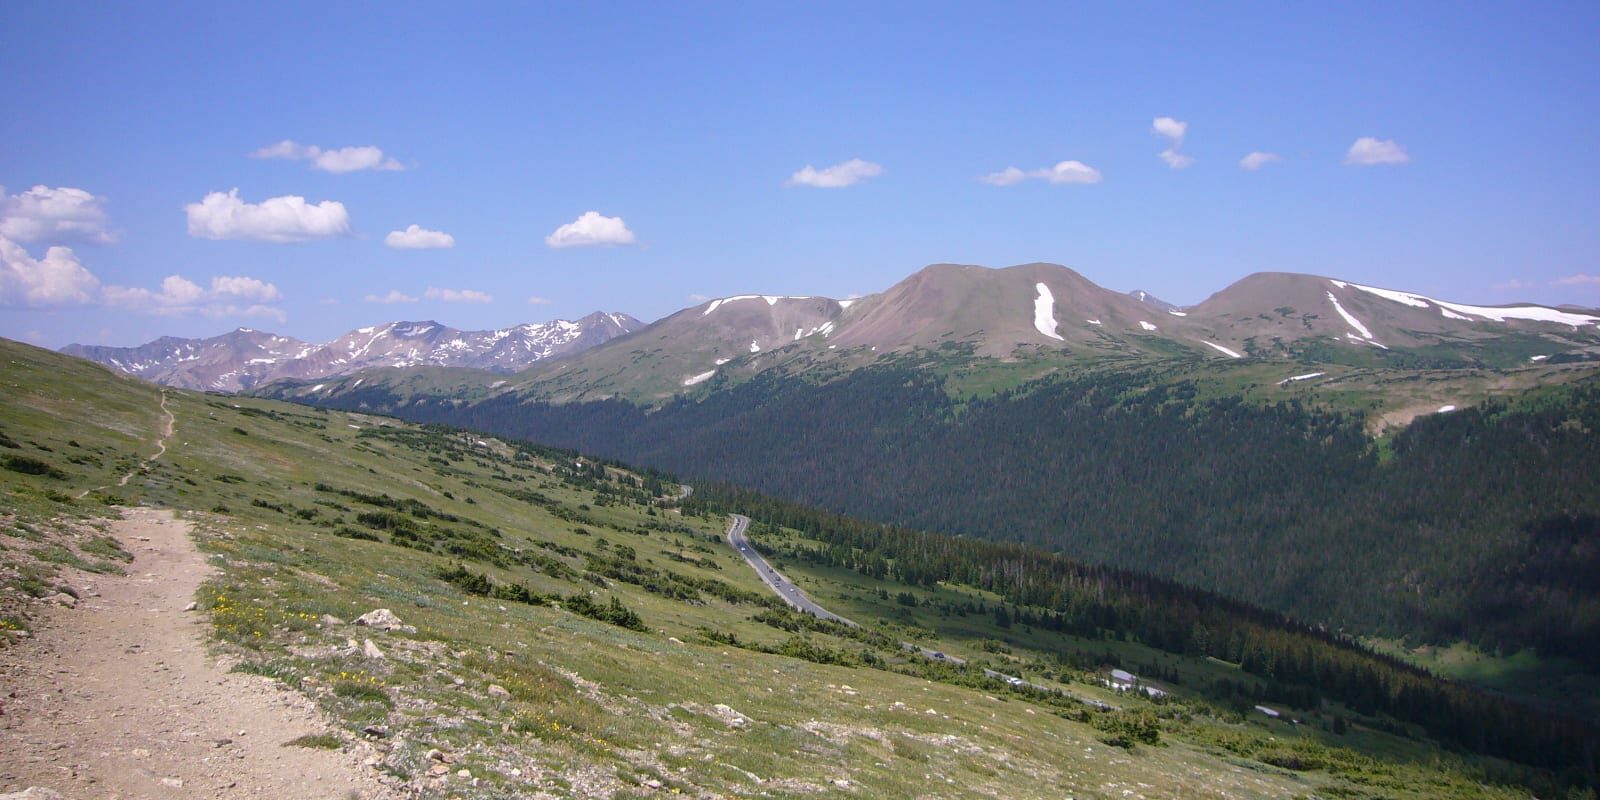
<box><xmin>0</xmin><ymin>507</ymin><xmax>395</xmax><ymax>799</ymax></box>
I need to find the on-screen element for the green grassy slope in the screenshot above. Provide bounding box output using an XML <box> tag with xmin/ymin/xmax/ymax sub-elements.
<box><xmin>0</xmin><ymin>339</ymin><xmax>1581</xmax><ymax>798</ymax></box>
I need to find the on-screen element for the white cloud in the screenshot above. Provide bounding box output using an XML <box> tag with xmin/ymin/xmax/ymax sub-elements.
<box><xmin>1039</xmin><ymin>160</ymin><xmax>1103</xmax><ymax>184</ymax></box>
<box><xmin>186</xmin><ymin>189</ymin><xmax>351</xmax><ymax>243</ymax></box>
<box><xmin>786</xmin><ymin>158</ymin><xmax>884</xmax><ymax>188</ymax></box>
<box><xmin>545</xmin><ymin>211</ymin><xmax>636</xmax><ymax>248</ymax></box>
<box><xmin>0</xmin><ymin>235</ymin><xmax>100</xmax><ymax>306</ymax></box>
<box><xmin>210</xmin><ymin>275</ymin><xmax>282</xmax><ymax>303</ymax></box>
<box><xmin>425</xmin><ymin>287</ymin><xmax>493</xmax><ymax>303</ymax></box>
<box><xmin>527</xmin><ymin>295</ymin><xmax>553</xmax><ymax>305</ymax></box>
<box><xmin>1159</xmin><ymin>149</ymin><xmax>1195</xmax><ymax>169</ymax></box>
<box><xmin>1344</xmin><ymin>137</ymin><xmax>1410</xmax><ymax>166</ymax></box>
<box><xmin>686</xmin><ymin>293</ymin><xmax>710</xmax><ymax>303</ymax></box>
<box><xmin>1152</xmin><ymin>117</ymin><xmax>1187</xmax><ymax>141</ymax></box>
<box><xmin>1</xmin><ymin>233</ymin><xmax>283</xmax><ymax>318</ymax></box>
<box><xmin>978</xmin><ymin>167</ymin><xmax>1029</xmax><ymax>186</ymax></box>
<box><xmin>365</xmin><ymin>290</ymin><xmax>418</xmax><ymax>304</ymax></box>
<box><xmin>982</xmin><ymin>161</ymin><xmax>1103</xmax><ymax>186</ymax></box>
<box><xmin>251</xmin><ymin>140</ymin><xmax>404</xmax><ymax>173</ymax></box>
<box><xmin>1152</xmin><ymin>117</ymin><xmax>1192</xmax><ymax>169</ymax></box>
<box><xmin>385</xmin><ymin>224</ymin><xmax>455</xmax><ymax>249</ymax></box>
<box><xmin>102</xmin><ymin>274</ymin><xmax>285</xmax><ymax>320</ymax></box>
<box><xmin>1493</xmin><ymin>279</ymin><xmax>1535</xmax><ymax>291</ymax></box>
<box><xmin>0</xmin><ymin>185</ymin><xmax>114</xmax><ymax>243</ymax></box>
<box><xmin>1240</xmin><ymin>151</ymin><xmax>1281</xmax><ymax>171</ymax></box>
<box><xmin>1553</xmin><ymin>274</ymin><xmax>1600</xmax><ymax>287</ymax></box>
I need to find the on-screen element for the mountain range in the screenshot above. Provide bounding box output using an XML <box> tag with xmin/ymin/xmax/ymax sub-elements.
<box><xmin>62</xmin><ymin>311</ymin><xmax>641</xmax><ymax>392</ymax></box>
<box><xmin>286</xmin><ymin>262</ymin><xmax>1600</xmax><ymax>406</ymax></box>
<box><xmin>67</xmin><ymin>263</ymin><xmax>1600</xmax><ymax>399</ymax></box>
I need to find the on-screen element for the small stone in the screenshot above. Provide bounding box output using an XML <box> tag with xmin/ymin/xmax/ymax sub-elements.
<box><xmin>362</xmin><ymin>639</ymin><xmax>385</xmax><ymax>660</ymax></box>
<box><xmin>0</xmin><ymin>789</ymin><xmax>65</xmax><ymax>800</ymax></box>
<box><xmin>320</xmin><ymin>614</ymin><xmax>345</xmax><ymax>627</ymax></box>
<box><xmin>361</xmin><ymin>725</ymin><xmax>388</xmax><ymax>738</ymax></box>
<box><xmin>213</xmin><ymin>738</ymin><xmax>232</xmax><ymax>747</ymax></box>
<box><xmin>487</xmin><ymin>684</ymin><xmax>510</xmax><ymax>699</ymax></box>
<box><xmin>182</xmin><ymin>601</ymin><xmax>198</xmax><ymax>612</ymax></box>
<box><xmin>44</xmin><ymin>593</ymin><xmax>76</xmax><ymax>608</ymax></box>
<box><xmin>644</xmin><ymin>779</ymin><xmax>663</xmax><ymax>789</ymax></box>
<box><xmin>160</xmin><ymin>777</ymin><xmax>183</xmax><ymax>788</ymax></box>
<box><xmin>456</xmin><ymin>769</ymin><xmax>471</xmax><ymax>779</ymax></box>
<box><xmin>427</xmin><ymin>764</ymin><xmax>449</xmax><ymax>777</ymax></box>
<box><xmin>427</xmin><ymin>748</ymin><xmax>446</xmax><ymax>762</ymax></box>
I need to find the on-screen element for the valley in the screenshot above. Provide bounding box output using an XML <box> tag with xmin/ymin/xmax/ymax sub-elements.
<box><xmin>3</xmin><ymin>338</ymin><xmax>1593</xmax><ymax>797</ymax></box>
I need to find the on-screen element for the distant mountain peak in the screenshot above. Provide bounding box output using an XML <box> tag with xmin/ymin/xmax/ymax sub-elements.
<box><xmin>1129</xmin><ymin>290</ymin><xmax>1179</xmax><ymax>312</ymax></box>
<box><xmin>63</xmin><ymin>311</ymin><xmax>642</xmax><ymax>392</ymax></box>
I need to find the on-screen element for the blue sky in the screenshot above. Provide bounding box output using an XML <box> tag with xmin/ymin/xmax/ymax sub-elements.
<box><xmin>2</xmin><ymin>2</ymin><xmax>1597</xmax><ymax>347</ymax></box>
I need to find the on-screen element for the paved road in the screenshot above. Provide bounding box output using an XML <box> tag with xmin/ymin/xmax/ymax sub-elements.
<box><xmin>726</xmin><ymin>514</ymin><xmax>855</xmax><ymax>625</ymax></box>
<box><xmin>722</xmin><ymin>514</ymin><xmax>1113</xmax><ymax>705</ymax></box>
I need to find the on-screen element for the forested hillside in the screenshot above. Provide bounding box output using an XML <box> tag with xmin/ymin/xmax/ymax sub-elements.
<box><xmin>309</xmin><ymin>365</ymin><xmax>1600</xmax><ymax>668</ymax></box>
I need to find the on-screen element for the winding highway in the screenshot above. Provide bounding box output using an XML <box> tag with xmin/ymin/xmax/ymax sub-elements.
<box><xmin>726</xmin><ymin>514</ymin><xmax>855</xmax><ymax>625</ymax></box>
<box><xmin>722</xmin><ymin>514</ymin><xmax>1112</xmax><ymax>705</ymax></box>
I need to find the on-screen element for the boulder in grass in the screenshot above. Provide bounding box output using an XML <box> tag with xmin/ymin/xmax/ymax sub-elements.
<box><xmin>354</xmin><ymin>608</ymin><xmax>415</xmax><ymax>633</ymax></box>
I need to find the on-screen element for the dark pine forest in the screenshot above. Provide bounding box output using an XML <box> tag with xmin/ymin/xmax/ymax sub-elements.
<box><xmin>321</xmin><ymin>367</ymin><xmax>1600</xmax><ymax>674</ymax></box>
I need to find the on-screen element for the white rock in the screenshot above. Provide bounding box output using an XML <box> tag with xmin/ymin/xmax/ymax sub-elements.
<box><xmin>354</xmin><ymin>608</ymin><xmax>415</xmax><ymax>632</ymax></box>
<box><xmin>0</xmin><ymin>789</ymin><xmax>65</xmax><ymax>800</ymax></box>
<box><xmin>363</xmin><ymin>639</ymin><xmax>385</xmax><ymax>660</ymax></box>
<box><xmin>487</xmin><ymin>684</ymin><xmax>511</xmax><ymax>698</ymax></box>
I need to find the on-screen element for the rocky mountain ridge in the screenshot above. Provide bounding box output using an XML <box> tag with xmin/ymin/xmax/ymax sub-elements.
<box><xmin>63</xmin><ymin>311</ymin><xmax>641</xmax><ymax>392</ymax></box>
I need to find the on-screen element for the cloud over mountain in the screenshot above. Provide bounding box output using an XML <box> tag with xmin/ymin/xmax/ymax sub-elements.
<box><xmin>185</xmin><ymin>189</ymin><xmax>352</xmax><ymax>243</ymax></box>
<box><xmin>545</xmin><ymin>211</ymin><xmax>635</xmax><ymax>248</ymax></box>
<box><xmin>0</xmin><ymin>185</ymin><xmax>114</xmax><ymax>244</ymax></box>
<box><xmin>424</xmin><ymin>287</ymin><xmax>492</xmax><ymax>303</ymax></box>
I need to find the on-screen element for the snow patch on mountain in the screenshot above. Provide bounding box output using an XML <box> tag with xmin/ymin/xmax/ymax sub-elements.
<box><xmin>1201</xmin><ymin>341</ymin><xmax>1243</xmax><ymax>358</ymax></box>
<box><xmin>1332</xmin><ymin>279</ymin><xmax>1598</xmax><ymax>327</ymax></box>
<box><xmin>1326</xmin><ymin>291</ymin><xmax>1378</xmax><ymax>342</ymax></box>
<box><xmin>1032</xmin><ymin>283</ymin><xmax>1064</xmax><ymax>341</ymax></box>
<box><xmin>1279</xmin><ymin>372</ymin><xmax>1324</xmax><ymax>385</ymax></box>
<box><xmin>1139</xmin><ymin>321</ymin><xmax>1157</xmax><ymax>331</ymax></box>
<box><xmin>67</xmin><ymin>312</ymin><xmax>640</xmax><ymax>392</ymax></box>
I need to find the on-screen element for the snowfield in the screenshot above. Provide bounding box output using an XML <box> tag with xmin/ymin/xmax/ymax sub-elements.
<box><xmin>1331</xmin><ymin>279</ymin><xmax>1599</xmax><ymax>327</ymax></box>
<box><xmin>1032</xmin><ymin>283</ymin><xmax>1064</xmax><ymax>341</ymax></box>
<box><xmin>1326</xmin><ymin>291</ymin><xmax>1377</xmax><ymax>342</ymax></box>
<box><xmin>1278</xmin><ymin>372</ymin><xmax>1324</xmax><ymax>385</ymax></box>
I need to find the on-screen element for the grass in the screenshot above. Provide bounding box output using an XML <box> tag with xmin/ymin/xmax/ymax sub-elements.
<box><xmin>0</xmin><ymin>337</ymin><xmax>1567</xmax><ymax>799</ymax></box>
<box><xmin>284</xmin><ymin>733</ymin><xmax>343</xmax><ymax>750</ymax></box>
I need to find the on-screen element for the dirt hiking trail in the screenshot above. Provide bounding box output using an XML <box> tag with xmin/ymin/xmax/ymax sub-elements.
<box><xmin>0</xmin><ymin>507</ymin><xmax>395</xmax><ymax>799</ymax></box>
